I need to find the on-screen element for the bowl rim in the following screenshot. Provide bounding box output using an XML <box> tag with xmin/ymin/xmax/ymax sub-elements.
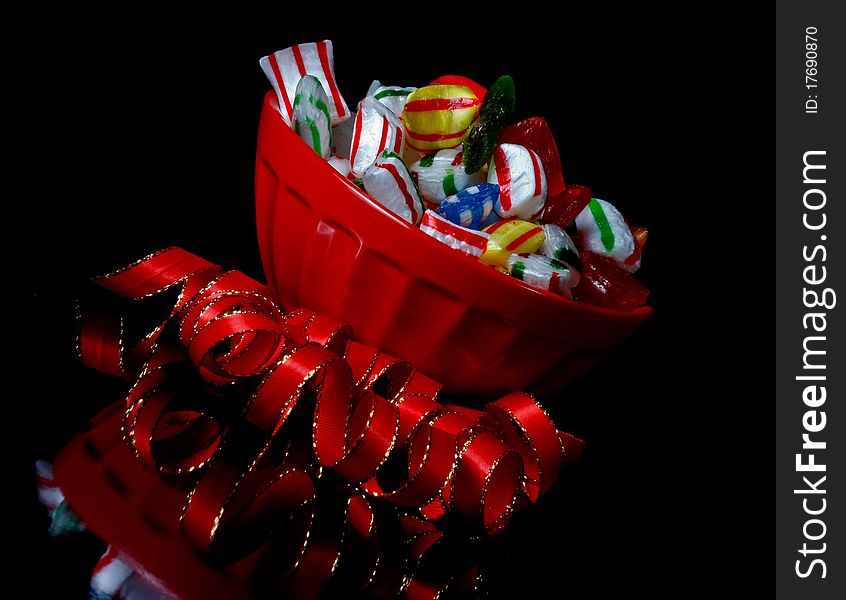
<box><xmin>261</xmin><ymin>91</ymin><xmax>653</xmax><ymax>323</ymax></box>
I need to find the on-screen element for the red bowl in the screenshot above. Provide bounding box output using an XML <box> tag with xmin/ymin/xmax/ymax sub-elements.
<box><xmin>255</xmin><ymin>91</ymin><xmax>652</xmax><ymax>397</ymax></box>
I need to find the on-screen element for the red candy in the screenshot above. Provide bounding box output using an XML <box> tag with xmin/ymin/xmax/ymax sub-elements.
<box><xmin>500</xmin><ymin>117</ymin><xmax>566</xmax><ymax>208</ymax></box>
<box><xmin>540</xmin><ymin>183</ymin><xmax>593</xmax><ymax>229</ymax></box>
<box><xmin>574</xmin><ymin>251</ymin><xmax>650</xmax><ymax>311</ymax></box>
<box><xmin>428</xmin><ymin>74</ymin><xmax>487</xmax><ymax>102</ymax></box>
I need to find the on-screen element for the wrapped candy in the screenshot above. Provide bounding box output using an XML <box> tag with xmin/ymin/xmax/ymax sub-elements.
<box><xmin>260</xmin><ymin>40</ymin><xmax>350</xmax><ymax>125</ymax></box>
<box><xmin>402</xmin><ymin>85</ymin><xmax>481</xmax><ymax>153</ymax></box>
<box><xmin>367</xmin><ymin>80</ymin><xmax>418</xmax><ymax>116</ymax></box>
<box><xmin>327</xmin><ymin>156</ymin><xmax>354</xmax><ymax>180</ymax></box>
<box><xmin>409</xmin><ymin>148</ymin><xmax>485</xmax><ymax>204</ymax></box>
<box><xmin>480</xmin><ymin>218</ymin><xmax>545</xmax><ymax>267</ymax></box>
<box><xmin>574</xmin><ymin>251</ymin><xmax>649</xmax><ymax>310</ymax></box>
<box><xmin>539</xmin><ymin>223</ymin><xmax>582</xmax><ymax>273</ymax></box>
<box><xmin>420</xmin><ymin>210</ymin><xmax>490</xmax><ymax>258</ymax></box>
<box><xmin>500</xmin><ymin>117</ymin><xmax>565</xmax><ymax>207</ymax></box>
<box><xmin>488</xmin><ymin>144</ymin><xmax>548</xmax><ymax>220</ymax></box>
<box><xmin>436</xmin><ymin>183</ymin><xmax>499</xmax><ymax>229</ymax></box>
<box><xmin>331</xmin><ymin>112</ymin><xmax>356</xmax><ymax>158</ymax></box>
<box><xmin>350</xmin><ymin>96</ymin><xmax>405</xmax><ymax>178</ymax></box>
<box><xmin>540</xmin><ymin>183</ymin><xmax>592</xmax><ymax>229</ymax></box>
<box><xmin>574</xmin><ymin>198</ymin><xmax>638</xmax><ymax>272</ymax></box>
<box><xmin>291</xmin><ymin>75</ymin><xmax>332</xmax><ymax>158</ymax></box>
<box><xmin>362</xmin><ymin>151</ymin><xmax>425</xmax><ymax>224</ymax></box>
<box><xmin>507</xmin><ymin>253</ymin><xmax>579</xmax><ymax>298</ymax></box>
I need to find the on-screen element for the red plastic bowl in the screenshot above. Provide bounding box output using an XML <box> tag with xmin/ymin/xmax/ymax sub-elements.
<box><xmin>255</xmin><ymin>91</ymin><xmax>652</xmax><ymax>397</ymax></box>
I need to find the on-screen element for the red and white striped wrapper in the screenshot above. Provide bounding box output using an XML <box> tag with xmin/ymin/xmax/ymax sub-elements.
<box><xmin>260</xmin><ymin>40</ymin><xmax>350</xmax><ymax>126</ymax></box>
<box><xmin>362</xmin><ymin>152</ymin><xmax>424</xmax><ymax>224</ymax></box>
<box><xmin>350</xmin><ymin>96</ymin><xmax>405</xmax><ymax>177</ymax></box>
<box><xmin>36</xmin><ymin>459</ymin><xmax>63</xmax><ymax>512</ymax></box>
<box><xmin>90</xmin><ymin>546</ymin><xmax>175</xmax><ymax>600</ymax></box>
<box><xmin>488</xmin><ymin>143</ymin><xmax>548</xmax><ymax>220</ymax></box>
<box><xmin>420</xmin><ymin>210</ymin><xmax>490</xmax><ymax>258</ymax></box>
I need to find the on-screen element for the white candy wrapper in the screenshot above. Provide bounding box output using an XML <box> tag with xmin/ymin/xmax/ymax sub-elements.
<box><xmin>350</xmin><ymin>96</ymin><xmax>405</xmax><ymax>178</ymax></box>
<box><xmin>362</xmin><ymin>151</ymin><xmax>424</xmax><ymax>224</ymax></box>
<box><xmin>410</xmin><ymin>147</ymin><xmax>486</xmax><ymax>205</ymax></box>
<box><xmin>488</xmin><ymin>143</ymin><xmax>547</xmax><ymax>220</ymax></box>
<box><xmin>574</xmin><ymin>198</ymin><xmax>638</xmax><ymax>271</ymax></box>
<box><xmin>420</xmin><ymin>210</ymin><xmax>490</xmax><ymax>258</ymax></box>
<box><xmin>507</xmin><ymin>253</ymin><xmax>579</xmax><ymax>298</ymax></box>
<box><xmin>539</xmin><ymin>223</ymin><xmax>582</xmax><ymax>273</ymax></box>
<box><xmin>260</xmin><ymin>40</ymin><xmax>350</xmax><ymax>126</ymax></box>
<box><xmin>367</xmin><ymin>79</ymin><xmax>418</xmax><ymax>116</ymax></box>
<box><xmin>327</xmin><ymin>156</ymin><xmax>354</xmax><ymax>179</ymax></box>
<box><xmin>292</xmin><ymin>75</ymin><xmax>332</xmax><ymax>158</ymax></box>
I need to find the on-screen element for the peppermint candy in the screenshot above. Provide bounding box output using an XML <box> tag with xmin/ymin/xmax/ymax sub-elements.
<box><xmin>507</xmin><ymin>253</ymin><xmax>579</xmax><ymax>298</ymax></box>
<box><xmin>539</xmin><ymin>223</ymin><xmax>582</xmax><ymax>273</ymax></box>
<box><xmin>260</xmin><ymin>40</ymin><xmax>350</xmax><ymax>126</ymax></box>
<box><xmin>350</xmin><ymin>96</ymin><xmax>405</xmax><ymax>178</ymax></box>
<box><xmin>488</xmin><ymin>143</ymin><xmax>547</xmax><ymax>220</ymax></box>
<box><xmin>292</xmin><ymin>75</ymin><xmax>332</xmax><ymax>158</ymax></box>
<box><xmin>367</xmin><ymin>80</ymin><xmax>417</xmax><ymax>116</ymax></box>
<box><xmin>410</xmin><ymin>147</ymin><xmax>486</xmax><ymax>205</ymax></box>
<box><xmin>420</xmin><ymin>210</ymin><xmax>490</xmax><ymax>258</ymax></box>
<box><xmin>574</xmin><ymin>198</ymin><xmax>638</xmax><ymax>272</ymax></box>
<box><xmin>362</xmin><ymin>151</ymin><xmax>425</xmax><ymax>224</ymax></box>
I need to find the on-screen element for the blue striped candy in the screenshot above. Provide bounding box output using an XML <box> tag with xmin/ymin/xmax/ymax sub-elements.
<box><xmin>436</xmin><ymin>183</ymin><xmax>499</xmax><ymax>230</ymax></box>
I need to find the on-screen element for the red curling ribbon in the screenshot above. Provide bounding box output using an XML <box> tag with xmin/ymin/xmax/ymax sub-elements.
<box><xmin>77</xmin><ymin>248</ymin><xmax>583</xmax><ymax>597</ymax></box>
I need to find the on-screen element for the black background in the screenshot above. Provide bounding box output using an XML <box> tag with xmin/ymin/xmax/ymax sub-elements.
<box><xmin>4</xmin><ymin>17</ymin><xmax>769</xmax><ymax>598</ymax></box>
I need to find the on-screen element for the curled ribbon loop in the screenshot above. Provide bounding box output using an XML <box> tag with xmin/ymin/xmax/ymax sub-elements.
<box><xmin>78</xmin><ymin>248</ymin><xmax>583</xmax><ymax>596</ymax></box>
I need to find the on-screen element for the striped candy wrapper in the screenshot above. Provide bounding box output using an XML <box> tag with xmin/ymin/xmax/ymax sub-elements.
<box><xmin>36</xmin><ymin>460</ymin><xmax>85</xmax><ymax>536</ymax></box>
<box><xmin>574</xmin><ymin>198</ymin><xmax>638</xmax><ymax>271</ymax></box>
<box><xmin>436</xmin><ymin>183</ymin><xmax>499</xmax><ymax>229</ymax></box>
<box><xmin>260</xmin><ymin>40</ymin><xmax>350</xmax><ymax>126</ymax></box>
<box><xmin>402</xmin><ymin>85</ymin><xmax>481</xmax><ymax>153</ymax></box>
<box><xmin>480</xmin><ymin>218</ymin><xmax>546</xmax><ymax>267</ymax></box>
<box><xmin>367</xmin><ymin>80</ymin><xmax>417</xmax><ymax>116</ymax></box>
<box><xmin>539</xmin><ymin>223</ymin><xmax>582</xmax><ymax>273</ymax></box>
<box><xmin>488</xmin><ymin>143</ymin><xmax>548</xmax><ymax>220</ymax></box>
<box><xmin>507</xmin><ymin>253</ymin><xmax>579</xmax><ymax>298</ymax></box>
<box><xmin>420</xmin><ymin>210</ymin><xmax>490</xmax><ymax>258</ymax></box>
<box><xmin>292</xmin><ymin>75</ymin><xmax>332</xmax><ymax>158</ymax></box>
<box><xmin>409</xmin><ymin>147</ymin><xmax>486</xmax><ymax>204</ymax></box>
<box><xmin>90</xmin><ymin>546</ymin><xmax>173</xmax><ymax>600</ymax></box>
<box><xmin>350</xmin><ymin>96</ymin><xmax>405</xmax><ymax>178</ymax></box>
<box><xmin>362</xmin><ymin>151</ymin><xmax>425</xmax><ymax>224</ymax></box>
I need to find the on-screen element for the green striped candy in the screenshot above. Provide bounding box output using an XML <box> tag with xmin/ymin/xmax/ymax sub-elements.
<box><xmin>292</xmin><ymin>75</ymin><xmax>332</xmax><ymax>158</ymax></box>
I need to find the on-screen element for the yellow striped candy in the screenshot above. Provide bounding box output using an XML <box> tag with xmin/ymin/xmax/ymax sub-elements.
<box><xmin>402</xmin><ymin>85</ymin><xmax>480</xmax><ymax>153</ymax></box>
<box><xmin>480</xmin><ymin>219</ymin><xmax>546</xmax><ymax>267</ymax></box>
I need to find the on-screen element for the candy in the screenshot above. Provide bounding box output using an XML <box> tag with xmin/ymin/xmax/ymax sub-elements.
<box><xmin>539</xmin><ymin>223</ymin><xmax>582</xmax><ymax>273</ymax></box>
<box><xmin>463</xmin><ymin>75</ymin><xmax>516</xmax><ymax>174</ymax></box>
<box><xmin>420</xmin><ymin>210</ymin><xmax>490</xmax><ymax>258</ymax></box>
<box><xmin>436</xmin><ymin>183</ymin><xmax>498</xmax><ymax>229</ymax></box>
<box><xmin>362</xmin><ymin>151</ymin><xmax>425</xmax><ymax>224</ymax></box>
<box><xmin>367</xmin><ymin>80</ymin><xmax>418</xmax><ymax>116</ymax></box>
<box><xmin>350</xmin><ymin>96</ymin><xmax>405</xmax><ymax>178</ymax></box>
<box><xmin>625</xmin><ymin>226</ymin><xmax>649</xmax><ymax>271</ymax></box>
<box><xmin>573</xmin><ymin>251</ymin><xmax>649</xmax><ymax>310</ymax></box>
<box><xmin>480</xmin><ymin>218</ymin><xmax>545</xmax><ymax>267</ymax></box>
<box><xmin>331</xmin><ymin>111</ymin><xmax>356</xmax><ymax>158</ymax></box>
<box><xmin>291</xmin><ymin>75</ymin><xmax>332</xmax><ymax>158</ymax></box>
<box><xmin>409</xmin><ymin>147</ymin><xmax>486</xmax><ymax>204</ymax></box>
<box><xmin>260</xmin><ymin>40</ymin><xmax>350</xmax><ymax>126</ymax></box>
<box><xmin>539</xmin><ymin>183</ymin><xmax>592</xmax><ymax>229</ymax></box>
<box><xmin>402</xmin><ymin>85</ymin><xmax>481</xmax><ymax>153</ymax></box>
<box><xmin>500</xmin><ymin>118</ymin><xmax>565</xmax><ymax>207</ymax></box>
<box><xmin>507</xmin><ymin>253</ymin><xmax>579</xmax><ymax>298</ymax></box>
<box><xmin>488</xmin><ymin>144</ymin><xmax>548</xmax><ymax>220</ymax></box>
<box><xmin>574</xmin><ymin>198</ymin><xmax>638</xmax><ymax>271</ymax></box>
<box><xmin>327</xmin><ymin>156</ymin><xmax>354</xmax><ymax>179</ymax></box>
